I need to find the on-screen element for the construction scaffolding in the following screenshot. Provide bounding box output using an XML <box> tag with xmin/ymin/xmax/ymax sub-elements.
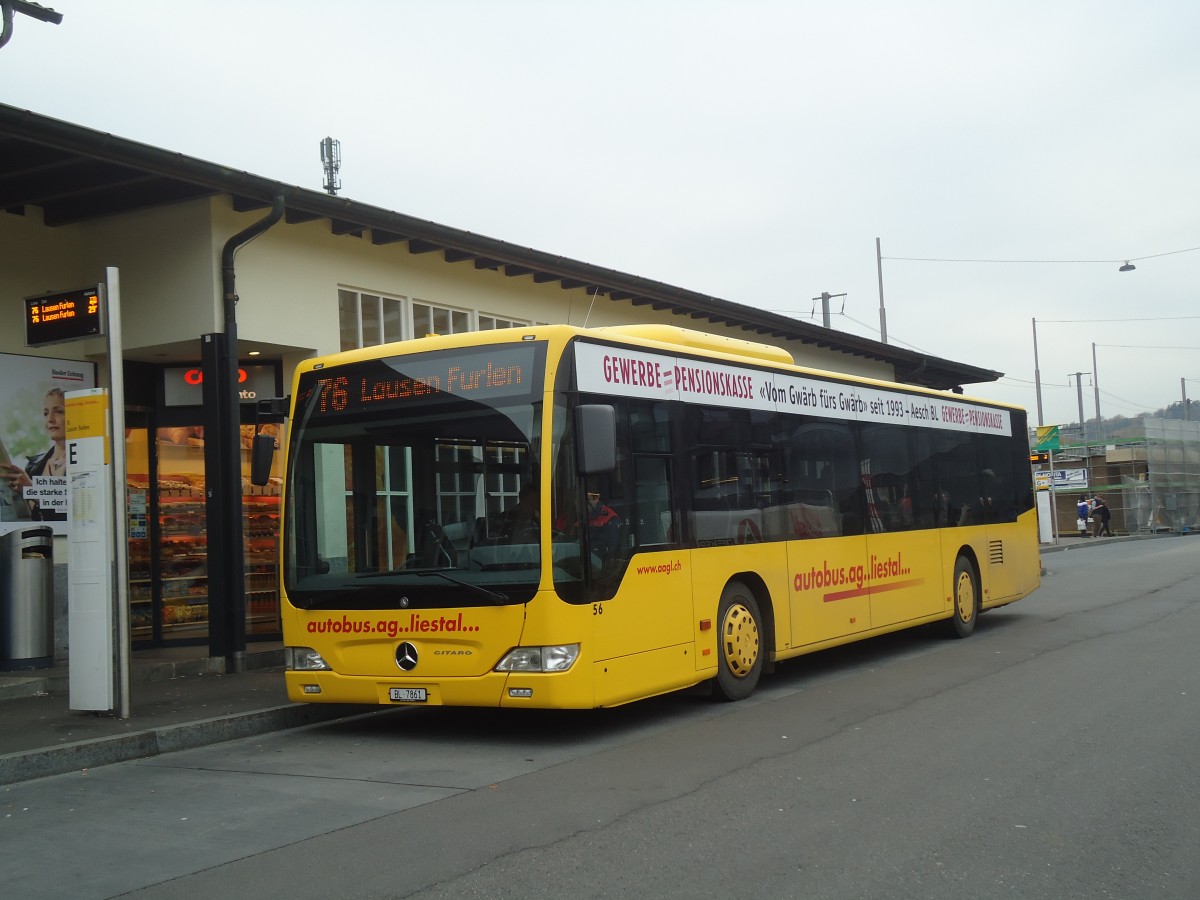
<box><xmin>1138</xmin><ymin>418</ymin><xmax>1200</xmax><ymax>533</ymax></box>
<box><xmin>1038</xmin><ymin>417</ymin><xmax>1200</xmax><ymax>537</ymax></box>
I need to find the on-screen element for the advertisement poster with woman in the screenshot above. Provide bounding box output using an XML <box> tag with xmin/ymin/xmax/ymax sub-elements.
<box><xmin>0</xmin><ymin>352</ymin><xmax>97</xmax><ymax>535</ymax></box>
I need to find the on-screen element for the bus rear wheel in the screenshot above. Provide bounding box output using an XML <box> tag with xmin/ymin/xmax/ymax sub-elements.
<box><xmin>715</xmin><ymin>581</ymin><xmax>763</xmax><ymax>701</ymax></box>
<box><xmin>947</xmin><ymin>555</ymin><xmax>979</xmax><ymax>638</ymax></box>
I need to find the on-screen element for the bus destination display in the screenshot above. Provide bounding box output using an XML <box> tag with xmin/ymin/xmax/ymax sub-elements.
<box><xmin>25</xmin><ymin>287</ymin><xmax>103</xmax><ymax>347</ymax></box>
<box><xmin>298</xmin><ymin>342</ymin><xmax>545</xmax><ymax>419</ymax></box>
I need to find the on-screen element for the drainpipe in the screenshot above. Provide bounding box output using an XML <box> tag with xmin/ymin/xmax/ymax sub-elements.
<box><xmin>211</xmin><ymin>195</ymin><xmax>284</xmax><ymax>672</ymax></box>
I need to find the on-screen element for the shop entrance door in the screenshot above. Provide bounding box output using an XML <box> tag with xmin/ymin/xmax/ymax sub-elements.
<box><xmin>126</xmin><ymin>416</ymin><xmax>281</xmax><ymax>648</ymax></box>
<box><xmin>155</xmin><ymin>424</ymin><xmax>210</xmax><ymax>641</ymax></box>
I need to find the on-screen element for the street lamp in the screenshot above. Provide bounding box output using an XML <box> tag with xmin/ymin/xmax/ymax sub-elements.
<box><xmin>0</xmin><ymin>0</ymin><xmax>63</xmax><ymax>50</ymax></box>
<box><xmin>1119</xmin><ymin>261</ymin><xmax>1136</xmax><ymax>272</ymax></box>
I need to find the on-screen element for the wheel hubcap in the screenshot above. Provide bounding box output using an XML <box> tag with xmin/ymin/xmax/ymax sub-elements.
<box><xmin>956</xmin><ymin>571</ymin><xmax>975</xmax><ymax>622</ymax></box>
<box><xmin>722</xmin><ymin>602</ymin><xmax>760</xmax><ymax>677</ymax></box>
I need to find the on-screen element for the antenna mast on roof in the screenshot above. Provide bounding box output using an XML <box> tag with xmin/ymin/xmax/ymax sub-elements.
<box><xmin>320</xmin><ymin>137</ymin><xmax>341</xmax><ymax>196</ymax></box>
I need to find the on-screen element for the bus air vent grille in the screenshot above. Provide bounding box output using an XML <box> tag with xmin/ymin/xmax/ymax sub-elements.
<box><xmin>989</xmin><ymin>541</ymin><xmax>1004</xmax><ymax>565</ymax></box>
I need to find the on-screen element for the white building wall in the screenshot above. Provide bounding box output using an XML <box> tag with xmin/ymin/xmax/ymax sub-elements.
<box><xmin>76</xmin><ymin>199</ymin><xmax>220</xmax><ymax>352</ymax></box>
<box><xmin>5</xmin><ymin>196</ymin><xmax>896</xmax><ymax>386</ymax></box>
<box><xmin>0</xmin><ymin>207</ymin><xmax>86</xmax><ymax>360</ymax></box>
<box><xmin>225</xmin><ymin>202</ymin><xmax>661</xmax><ymax>359</ymax></box>
<box><xmin>221</xmin><ymin>197</ymin><xmax>895</xmax><ymax>383</ymax></box>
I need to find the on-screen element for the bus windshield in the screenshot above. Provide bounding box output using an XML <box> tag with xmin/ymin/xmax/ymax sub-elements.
<box><xmin>282</xmin><ymin>341</ymin><xmax>547</xmax><ymax>610</ymax></box>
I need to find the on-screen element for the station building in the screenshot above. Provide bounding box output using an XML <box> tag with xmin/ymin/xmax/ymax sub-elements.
<box><xmin>0</xmin><ymin>103</ymin><xmax>1002</xmax><ymax>666</ymax></box>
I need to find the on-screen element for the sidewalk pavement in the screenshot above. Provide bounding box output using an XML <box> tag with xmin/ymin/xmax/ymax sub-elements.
<box><xmin>1</xmin><ymin>531</ymin><xmax>1184</xmax><ymax>786</ymax></box>
<box><xmin>0</xmin><ymin>644</ymin><xmax>369</xmax><ymax>786</ymax></box>
<box><xmin>1039</xmin><ymin>530</ymin><xmax>1170</xmax><ymax>554</ymax></box>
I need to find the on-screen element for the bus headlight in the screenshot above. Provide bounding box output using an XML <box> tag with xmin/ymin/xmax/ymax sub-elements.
<box><xmin>285</xmin><ymin>646</ymin><xmax>332</xmax><ymax>671</ymax></box>
<box><xmin>495</xmin><ymin>644</ymin><xmax>580</xmax><ymax>673</ymax></box>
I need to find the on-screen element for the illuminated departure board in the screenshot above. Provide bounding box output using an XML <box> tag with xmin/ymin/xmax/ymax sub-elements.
<box><xmin>25</xmin><ymin>287</ymin><xmax>104</xmax><ymax>347</ymax></box>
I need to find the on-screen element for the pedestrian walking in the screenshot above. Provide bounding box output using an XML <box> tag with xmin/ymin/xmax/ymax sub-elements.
<box><xmin>1092</xmin><ymin>496</ymin><xmax>1112</xmax><ymax>537</ymax></box>
<box><xmin>1076</xmin><ymin>495</ymin><xmax>1091</xmax><ymax>538</ymax></box>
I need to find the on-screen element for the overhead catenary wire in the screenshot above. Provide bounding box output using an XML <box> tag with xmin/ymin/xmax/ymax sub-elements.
<box><xmin>1094</xmin><ymin>343</ymin><xmax>1200</xmax><ymax>351</ymax></box>
<box><xmin>1039</xmin><ymin>316</ymin><xmax>1200</xmax><ymax>325</ymax></box>
<box><xmin>1097</xmin><ymin>388</ymin><xmax>1161</xmax><ymax>414</ymax></box>
<box><xmin>881</xmin><ymin>245</ymin><xmax>1200</xmax><ymax>264</ymax></box>
<box><xmin>767</xmin><ymin>303</ymin><xmax>1185</xmax><ymax>416</ymax></box>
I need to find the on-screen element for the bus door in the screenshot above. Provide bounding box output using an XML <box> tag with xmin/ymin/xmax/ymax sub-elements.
<box><xmin>558</xmin><ymin>398</ymin><xmax>694</xmax><ymax>704</ymax></box>
<box><xmin>861</xmin><ymin>425</ymin><xmax>942</xmax><ymax>630</ymax></box>
<box><xmin>583</xmin><ymin>401</ymin><xmax>691</xmax><ymax>660</ymax></box>
<box><xmin>785</xmin><ymin>422</ymin><xmax>872</xmax><ymax>645</ymax></box>
<box><xmin>979</xmin><ymin>432</ymin><xmax>1025</xmax><ymax>602</ymax></box>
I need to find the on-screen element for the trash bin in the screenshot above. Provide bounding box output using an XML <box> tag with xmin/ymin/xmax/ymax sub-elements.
<box><xmin>0</xmin><ymin>525</ymin><xmax>55</xmax><ymax>671</ymax></box>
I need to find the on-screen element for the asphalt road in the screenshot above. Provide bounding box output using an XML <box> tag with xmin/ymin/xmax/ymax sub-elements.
<box><xmin>4</xmin><ymin>539</ymin><xmax>1198</xmax><ymax>900</ymax></box>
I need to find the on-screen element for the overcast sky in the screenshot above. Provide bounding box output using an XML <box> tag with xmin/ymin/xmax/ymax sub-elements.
<box><xmin>4</xmin><ymin>0</ymin><xmax>1198</xmax><ymax>429</ymax></box>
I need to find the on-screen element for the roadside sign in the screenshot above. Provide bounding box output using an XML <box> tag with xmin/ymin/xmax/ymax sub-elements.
<box><xmin>1035</xmin><ymin>425</ymin><xmax>1061</xmax><ymax>451</ymax></box>
<box><xmin>1034</xmin><ymin>467</ymin><xmax>1088</xmax><ymax>490</ymax></box>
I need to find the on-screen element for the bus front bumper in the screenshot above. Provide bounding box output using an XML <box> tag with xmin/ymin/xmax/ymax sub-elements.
<box><xmin>284</xmin><ymin>667</ymin><xmax>596</xmax><ymax>709</ymax></box>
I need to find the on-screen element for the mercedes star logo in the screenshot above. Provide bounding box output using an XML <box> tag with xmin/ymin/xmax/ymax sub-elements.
<box><xmin>395</xmin><ymin>642</ymin><xmax>419</xmax><ymax>672</ymax></box>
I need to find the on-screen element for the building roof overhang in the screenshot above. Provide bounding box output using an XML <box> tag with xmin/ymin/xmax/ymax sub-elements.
<box><xmin>0</xmin><ymin>103</ymin><xmax>1001</xmax><ymax>391</ymax></box>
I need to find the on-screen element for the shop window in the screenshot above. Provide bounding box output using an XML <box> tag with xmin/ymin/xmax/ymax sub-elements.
<box><xmin>413</xmin><ymin>301</ymin><xmax>469</xmax><ymax>338</ymax></box>
<box><xmin>479</xmin><ymin>314</ymin><xmax>529</xmax><ymax>330</ymax></box>
<box><xmin>338</xmin><ymin>288</ymin><xmax>404</xmax><ymax>350</ymax></box>
<box><xmin>340</xmin><ymin>291</ymin><xmax>524</xmax><ymax>350</ymax></box>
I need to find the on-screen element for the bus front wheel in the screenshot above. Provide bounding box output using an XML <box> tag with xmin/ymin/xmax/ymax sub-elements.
<box><xmin>715</xmin><ymin>581</ymin><xmax>763</xmax><ymax>701</ymax></box>
<box><xmin>947</xmin><ymin>555</ymin><xmax>979</xmax><ymax>638</ymax></box>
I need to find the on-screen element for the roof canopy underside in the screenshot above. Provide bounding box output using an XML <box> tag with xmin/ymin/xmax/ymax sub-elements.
<box><xmin>0</xmin><ymin>104</ymin><xmax>1001</xmax><ymax>391</ymax></box>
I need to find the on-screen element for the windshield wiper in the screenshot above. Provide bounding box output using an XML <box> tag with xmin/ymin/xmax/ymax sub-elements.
<box><xmin>354</xmin><ymin>567</ymin><xmax>509</xmax><ymax>604</ymax></box>
<box><xmin>415</xmin><ymin>570</ymin><xmax>509</xmax><ymax>604</ymax></box>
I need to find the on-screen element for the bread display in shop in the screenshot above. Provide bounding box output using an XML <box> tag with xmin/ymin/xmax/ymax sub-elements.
<box><xmin>241</xmin><ymin>423</ymin><xmax>281</xmax><ymax>449</ymax></box>
<box><xmin>159</xmin><ymin>473</ymin><xmax>206</xmax><ymax>495</ymax></box>
<box><xmin>161</xmin><ymin>426</ymin><xmax>205</xmax><ymax>446</ymax></box>
<box><xmin>259</xmin><ymin>423</ymin><xmax>281</xmax><ymax>448</ymax></box>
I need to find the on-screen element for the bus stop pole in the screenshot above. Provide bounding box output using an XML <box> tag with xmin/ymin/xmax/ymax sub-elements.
<box><xmin>106</xmin><ymin>267</ymin><xmax>131</xmax><ymax>719</ymax></box>
<box><xmin>1048</xmin><ymin>448</ymin><xmax>1058</xmax><ymax>545</ymax></box>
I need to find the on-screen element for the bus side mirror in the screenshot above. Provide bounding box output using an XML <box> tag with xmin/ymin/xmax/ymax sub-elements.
<box><xmin>250</xmin><ymin>433</ymin><xmax>276</xmax><ymax>486</ymax></box>
<box><xmin>250</xmin><ymin>396</ymin><xmax>288</xmax><ymax>486</ymax></box>
<box><xmin>575</xmin><ymin>404</ymin><xmax>616</xmax><ymax>475</ymax></box>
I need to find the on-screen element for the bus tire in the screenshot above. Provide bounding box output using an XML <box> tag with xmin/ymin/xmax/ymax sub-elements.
<box><xmin>947</xmin><ymin>555</ymin><xmax>979</xmax><ymax>639</ymax></box>
<box><xmin>715</xmin><ymin>580</ymin><xmax>763</xmax><ymax>701</ymax></box>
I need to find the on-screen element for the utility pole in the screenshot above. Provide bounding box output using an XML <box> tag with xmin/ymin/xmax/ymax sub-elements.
<box><xmin>813</xmin><ymin>292</ymin><xmax>846</xmax><ymax>329</ymax></box>
<box><xmin>1092</xmin><ymin>343</ymin><xmax>1103</xmax><ymax>443</ymax></box>
<box><xmin>1184</xmin><ymin>378</ymin><xmax>1190</xmax><ymax>421</ymax></box>
<box><xmin>1032</xmin><ymin>318</ymin><xmax>1044</xmax><ymax>426</ymax></box>
<box><xmin>1069</xmin><ymin>372</ymin><xmax>1089</xmax><ymax>445</ymax></box>
<box><xmin>875</xmin><ymin>238</ymin><xmax>888</xmax><ymax>343</ymax></box>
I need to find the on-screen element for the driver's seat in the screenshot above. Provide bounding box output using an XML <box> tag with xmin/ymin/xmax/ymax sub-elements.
<box><xmin>417</xmin><ymin>518</ymin><xmax>457</xmax><ymax>568</ymax></box>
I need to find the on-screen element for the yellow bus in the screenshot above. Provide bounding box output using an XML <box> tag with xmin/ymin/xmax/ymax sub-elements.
<box><xmin>270</xmin><ymin>323</ymin><xmax>1039</xmax><ymax>708</ymax></box>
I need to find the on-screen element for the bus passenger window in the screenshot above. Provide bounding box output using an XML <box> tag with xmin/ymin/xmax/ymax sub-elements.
<box><xmin>934</xmin><ymin>431</ymin><xmax>980</xmax><ymax>526</ymax></box>
<box><xmin>786</xmin><ymin>421</ymin><xmax>861</xmax><ymax>538</ymax></box>
<box><xmin>859</xmin><ymin>424</ymin><xmax>917</xmax><ymax>533</ymax></box>
<box><xmin>633</xmin><ymin>456</ymin><xmax>673</xmax><ymax>546</ymax></box>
